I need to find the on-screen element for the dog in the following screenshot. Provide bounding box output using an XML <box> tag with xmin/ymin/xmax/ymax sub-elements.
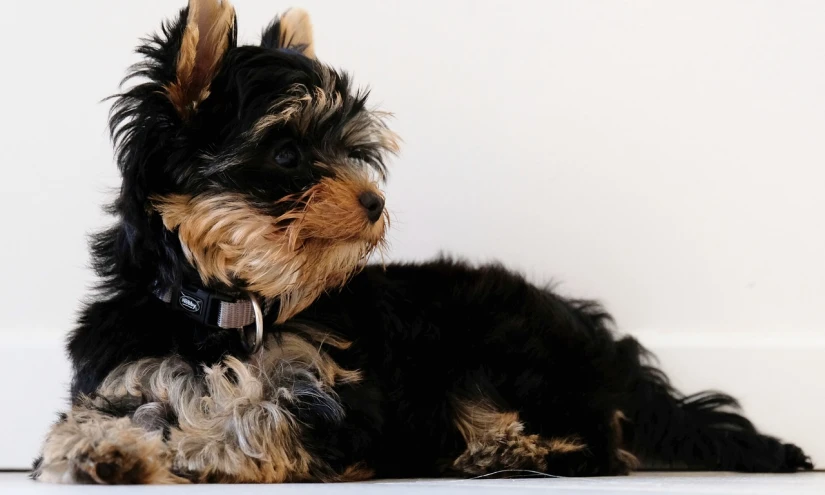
<box><xmin>32</xmin><ymin>0</ymin><xmax>812</xmax><ymax>484</ymax></box>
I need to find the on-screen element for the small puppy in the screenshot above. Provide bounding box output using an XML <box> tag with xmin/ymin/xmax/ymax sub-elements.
<box><xmin>33</xmin><ymin>0</ymin><xmax>812</xmax><ymax>484</ymax></box>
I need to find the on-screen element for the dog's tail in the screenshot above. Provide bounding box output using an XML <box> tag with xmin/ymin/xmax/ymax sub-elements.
<box><xmin>616</xmin><ymin>337</ymin><xmax>813</xmax><ymax>472</ymax></box>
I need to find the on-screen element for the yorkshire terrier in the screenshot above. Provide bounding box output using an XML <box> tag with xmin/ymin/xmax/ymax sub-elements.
<box><xmin>33</xmin><ymin>0</ymin><xmax>812</xmax><ymax>484</ymax></box>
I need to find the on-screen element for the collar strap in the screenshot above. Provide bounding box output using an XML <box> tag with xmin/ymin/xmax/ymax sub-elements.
<box><xmin>152</xmin><ymin>284</ymin><xmax>264</xmax><ymax>352</ymax></box>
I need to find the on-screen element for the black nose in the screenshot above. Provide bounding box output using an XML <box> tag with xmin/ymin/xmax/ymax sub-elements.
<box><xmin>358</xmin><ymin>192</ymin><xmax>385</xmax><ymax>223</ymax></box>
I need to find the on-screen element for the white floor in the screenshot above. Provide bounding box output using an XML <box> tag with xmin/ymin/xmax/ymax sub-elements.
<box><xmin>3</xmin><ymin>472</ymin><xmax>824</xmax><ymax>495</ymax></box>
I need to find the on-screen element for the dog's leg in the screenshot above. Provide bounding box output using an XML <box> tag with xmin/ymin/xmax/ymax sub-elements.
<box><xmin>165</xmin><ymin>353</ymin><xmax>318</xmax><ymax>483</ymax></box>
<box><xmin>34</xmin><ymin>357</ymin><xmax>191</xmax><ymax>484</ymax></box>
<box><xmin>33</xmin><ymin>400</ymin><xmax>185</xmax><ymax>484</ymax></box>
<box><xmin>72</xmin><ymin>336</ymin><xmax>353</xmax><ymax>483</ymax></box>
<box><xmin>450</xmin><ymin>396</ymin><xmax>584</xmax><ymax>476</ymax></box>
<box><xmin>449</xmin><ymin>397</ymin><xmax>636</xmax><ymax>477</ymax></box>
<box><xmin>35</xmin><ymin>332</ymin><xmax>360</xmax><ymax>484</ymax></box>
<box><xmin>166</xmin><ymin>342</ymin><xmax>345</xmax><ymax>483</ymax></box>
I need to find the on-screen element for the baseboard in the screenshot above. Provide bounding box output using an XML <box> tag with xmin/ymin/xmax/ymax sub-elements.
<box><xmin>629</xmin><ymin>330</ymin><xmax>824</xmax><ymax>470</ymax></box>
<box><xmin>2</xmin><ymin>331</ymin><xmax>822</xmax><ymax>470</ymax></box>
<box><xmin>2</xmin><ymin>332</ymin><xmax>73</xmax><ymax>470</ymax></box>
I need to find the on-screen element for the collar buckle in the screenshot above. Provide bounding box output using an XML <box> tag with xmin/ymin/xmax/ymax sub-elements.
<box><xmin>241</xmin><ymin>293</ymin><xmax>264</xmax><ymax>354</ymax></box>
<box><xmin>153</xmin><ymin>283</ymin><xmax>264</xmax><ymax>353</ymax></box>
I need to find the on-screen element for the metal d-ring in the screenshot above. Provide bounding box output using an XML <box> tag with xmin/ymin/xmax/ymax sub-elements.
<box><xmin>240</xmin><ymin>293</ymin><xmax>264</xmax><ymax>354</ymax></box>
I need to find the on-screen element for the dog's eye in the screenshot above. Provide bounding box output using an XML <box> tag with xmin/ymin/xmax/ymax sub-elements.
<box><xmin>273</xmin><ymin>146</ymin><xmax>300</xmax><ymax>169</ymax></box>
<box><xmin>348</xmin><ymin>149</ymin><xmax>367</xmax><ymax>161</ymax></box>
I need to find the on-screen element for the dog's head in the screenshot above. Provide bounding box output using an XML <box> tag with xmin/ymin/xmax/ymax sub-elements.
<box><xmin>105</xmin><ymin>0</ymin><xmax>398</xmax><ymax>321</ymax></box>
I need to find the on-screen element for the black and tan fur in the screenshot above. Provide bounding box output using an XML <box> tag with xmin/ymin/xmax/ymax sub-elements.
<box><xmin>33</xmin><ymin>0</ymin><xmax>812</xmax><ymax>484</ymax></box>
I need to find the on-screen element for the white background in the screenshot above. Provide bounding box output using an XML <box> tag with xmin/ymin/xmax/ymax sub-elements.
<box><xmin>0</xmin><ymin>1</ymin><xmax>823</xmax><ymax>469</ymax></box>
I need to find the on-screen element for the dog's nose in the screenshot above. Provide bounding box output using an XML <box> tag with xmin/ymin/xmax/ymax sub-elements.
<box><xmin>358</xmin><ymin>192</ymin><xmax>385</xmax><ymax>223</ymax></box>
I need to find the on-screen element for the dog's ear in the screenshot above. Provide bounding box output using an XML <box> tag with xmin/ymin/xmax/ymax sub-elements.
<box><xmin>166</xmin><ymin>0</ymin><xmax>237</xmax><ymax>120</ymax></box>
<box><xmin>260</xmin><ymin>9</ymin><xmax>316</xmax><ymax>59</ymax></box>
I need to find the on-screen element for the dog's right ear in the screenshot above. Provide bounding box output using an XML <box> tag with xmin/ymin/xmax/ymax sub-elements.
<box><xmin>260</xmin><ymin>9</ymin><xmax>316</xmax><ymax>59</ymax></box>
<box><xmin>165</xmin><ymin>0</ymin><xmax>237</xmax><ymax>120</ymax></box>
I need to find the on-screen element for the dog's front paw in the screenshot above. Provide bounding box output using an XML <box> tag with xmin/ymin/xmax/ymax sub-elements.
<box><xmin>68</xmin><ymin>441</ymin><xmax>146</xmax><ymax>484</ymax></box>
<box><xmin>34</xmin><ymin>408</ymin><xmax>186</xmax><ymax>484</ymax></box>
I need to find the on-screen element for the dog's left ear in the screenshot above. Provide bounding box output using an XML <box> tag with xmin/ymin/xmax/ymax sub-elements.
<box><xmin>260</xmin><ymin>8</ymin><xmax>316</xmax><ymax>59</ymax></box>
<box><xmin>167</xmin><ymin>0</ymin><xmax>237</xmax><ymax>119</ymax></box>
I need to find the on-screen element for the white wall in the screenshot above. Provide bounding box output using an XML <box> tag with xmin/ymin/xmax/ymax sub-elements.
<box><xmin>0</xmin><ymin>0</ymin><xmax>823</xmax><ymax>468</ymax></box>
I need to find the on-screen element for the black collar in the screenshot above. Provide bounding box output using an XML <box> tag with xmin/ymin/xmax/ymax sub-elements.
<box><xmin>152</xmin><ymin>282</ymin><xmax>264</xmax><ymax>352</ymax></box>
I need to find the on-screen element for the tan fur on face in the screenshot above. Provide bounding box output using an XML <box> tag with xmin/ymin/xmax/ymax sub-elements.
<box><xmin>38</xmin><ymin>330</ymin><xmax>360</xmax><ymax>484</ymax></box>
<box><xmin>278</xmin><ymin>9</ymin><xmax>315</xmax><ymax>59</ymax></box>
<box><xmin>250</xmin><ymin>81</ymin><xmax>401</xmax><ymax>161</ymax></box>
<box><xmin>450</xmin><ymin>397</ymin><xmax>586</xmax><ymax>475</ymax></box>
<box><xmin>153</xmin><ymin>171</ymin><xmax>386</xmax><ymax>322</ymax></box>
<box><xmin>166</xmin><ymin>0</ymin><xmax>236</xmax><ymax>119</ymax></box>
<box><xmin>341</xmin><ymin>109</ymin><xmax>401</xmax><ymax>157</ymax></box>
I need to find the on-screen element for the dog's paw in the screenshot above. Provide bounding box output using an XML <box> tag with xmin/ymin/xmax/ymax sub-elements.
<box><xmin>35</xmin><ymin>408</ymin><xmax>186</xmax><ymax>484</ymax></box>
<box><xmin>39</xmin><ymin>434</ymin><xmax>186</xmax><ymax>484</ymax></box>
<box><xmin>70</xmin><ymin>442</ymin><xmax>149</xmax><ymax>484</ymax></box>
<box><xmin>452</xmin><ymin>433</ymin><xmax>552</xmax><ymax>476</ymax></box>
<box><xmin>38</xmin><ymin>432</ymin><xmax>185</xmax><ymax>484</ymax></box>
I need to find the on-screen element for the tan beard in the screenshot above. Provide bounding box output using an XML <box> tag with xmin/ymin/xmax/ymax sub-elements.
<box><xmin>152</xmin><ymin>171</ymin><xmax>387</xmax><ymax>322</ymax></box>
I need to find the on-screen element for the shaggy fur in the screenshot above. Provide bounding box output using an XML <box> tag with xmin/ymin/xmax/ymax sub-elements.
<box><xmin>33</xmin><ymin>0</ymin><xmax>813</xmax><ymax>484</ymax></box>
